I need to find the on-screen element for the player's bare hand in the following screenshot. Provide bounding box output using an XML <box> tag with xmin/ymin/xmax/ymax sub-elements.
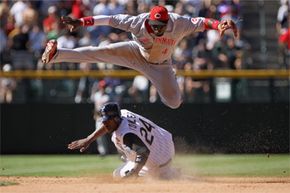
<box><xmin>68</xmin><ymin>138</ymin><xmax>90</xmax><ymax>152</ymax></box>
<box><xmin>61</xmin><ymin>16</ymin><xmax>81</xmax><ymax>32</ymax></box>
<box><xmin>218</xmin><ymin>19</ymin><xmax>238</xmax><ymax>38</ymax></box>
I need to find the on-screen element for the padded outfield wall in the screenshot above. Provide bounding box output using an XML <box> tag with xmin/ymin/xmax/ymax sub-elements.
<box><xmin>0</xmin><ymin>103</ymin><xmax>289</xmax><ymax>154</ymax></box>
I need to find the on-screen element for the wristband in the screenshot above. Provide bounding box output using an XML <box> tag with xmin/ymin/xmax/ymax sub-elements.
<box><xmin>204</xmin><ymin>18</ymin><xmax>220</xmax><ymax>30</ymax></box>
<box><xmin>80</xmin><ymin>16</ymin><xmax>94</xmax><ymax>26</ymax></box>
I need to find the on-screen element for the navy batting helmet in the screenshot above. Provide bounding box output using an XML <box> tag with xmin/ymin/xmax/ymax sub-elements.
<box><xmin>100</xmin><ymin>102</ymin><xmax>121</xmax><ymax>122</ymax></box>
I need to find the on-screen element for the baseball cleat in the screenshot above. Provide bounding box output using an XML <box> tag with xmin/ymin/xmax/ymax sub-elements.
<box><xmin>42</xmin><ymin>39</ymin><xmax>57</xmax><ymax>64</ymax></box>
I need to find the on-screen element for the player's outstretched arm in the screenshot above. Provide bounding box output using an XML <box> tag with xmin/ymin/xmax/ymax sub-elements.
<box><xmin>204</xmin><ymin>18</ymin><xmax>238</xmax><ymax>38</ymax></box>
<box><xmin>61</xmin><ymin>15</ymin><xmax>111</xmax><ymax>32</ymax></box>
<box><xmin>68</xmin><ymin>125</ymin><xmax>108</xmax><ymax>152</ymax></box>
<box><xmin>68</xmin><ymin>137</ymin><xmax>91</xmax><ymax>152</ymax></box>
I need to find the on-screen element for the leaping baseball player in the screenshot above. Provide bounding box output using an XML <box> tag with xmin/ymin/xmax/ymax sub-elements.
<box><xmin>42</xmin><ymin>5</ymin><xmax>238</xmax><ymax>109</ymax></box>
<box><xmin>68</xmin><ymin>102</ymin><xmax>176</xmax><ymax>179</ymax></box>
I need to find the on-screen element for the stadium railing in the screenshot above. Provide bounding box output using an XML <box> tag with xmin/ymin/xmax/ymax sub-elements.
<box><xmin>1</xmin><ymin>69</ymin><xmax>289</xmax><ymax>79</ymax></box>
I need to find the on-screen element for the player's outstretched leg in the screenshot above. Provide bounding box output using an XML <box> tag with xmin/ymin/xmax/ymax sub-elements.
<box><xmin>42</xmin><ymin>40</ymin><xmax>57</xmax><ymax>64</ymax></box>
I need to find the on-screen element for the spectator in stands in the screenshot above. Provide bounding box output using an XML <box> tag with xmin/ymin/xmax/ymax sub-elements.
<box><xmin>277</xmin><ymin>0</ymin><xmax>289</xmax><ymax>68</ymax></box>
<box><xmin>91</xmin><ymin>79</ymin><xmax>110</xmax><ymax>110</ymax></box>
<box><xmin>217</xmin><ymin>0</ymin><xmax>241</xmax><ymax>22</ymax></box>
<box><xmin>57</xmin><ymin>1</ymin><xmax>74</xmax><ymax>17</ymax></box>
<box><xmin>9</xmin><ymin>0</ymin><xmax>27</xmax><ymax>27</ymax></box>
<box><xmin>91</xmin><ymin>79</ymin><xmax>112</xmax><ymax>156</ymax></box>
<box><xmin>0</xmin><ymin>0</ymin><xmax>10</xmax><ymax>32</ymax></box>
<box><xmin>71</xmin><ymin>0</ymin><xmax>87</xmax><ymax>19</ymax></box>
<box><xmin>173</xmin><ymin>39</ymin><xmax>192</xmax><ymax>68</ymax></box>
<box><xmin>3</xmin><ymin>12</ymin><xmax>15</xmax><ymax>36</ymax></box>
<box><xmin>124</xmin><ymin>0</ymin><xmax>137</xmax><ymax>15</ymax></box>
<box><xmin>0</xmin><ymin>28</ymin><xmax>7</xmax><ymax>65</ymax></box>
<box><xmin>211</xmin><ymin>38</ymin><xmax>231</xmax><ymax>69</ymax></box>
<box><xmin>191</xmin><ymin>40</ymin><xmax>212</xmax><ymax>102</ymax></box>
<box><xmin>128</xmin><ymin>75</ymin><xmax>149</xmax><ymax>103</ymax></box>
<box><xmin>43</xmin><ymin>5</ymin><xmax>59</xmax><ymax>40</ymax></box>
<box><xmin>136</xmin><ymin>0</ymin><xmax>151</xmax><ymax>14</ymax></box>
<box><xmin>108</xmin><ymin>0</ymin><xmax>125</xmax><ymax>15</ymax></box>
<box><xmin>78</xmin><ymin>31</ymin><xmax>92</xmax><ymax>47</ymax></box>
<box><xmin>149</xmin><ymin>84</ymin><xmax>159</xmax><ymax>103</ymax></box>
<box><xmin>57</xmin><ymin>31</ymin><xmax>77</xmax><ymax>50</ymax></box>
<box><xmin>3</xmin><ymin>0</ymin><xmax>245</xmax><ymax>104</ymax></box>
<box><xmin>75</xmin><ymin>62</ymin><xmax>95</xmax><ymax>103</ymax></box>
<box><xmin>39</xmin><ymin>0</ymin><xmax>60</xmax><ymax>17</ymax></box>
<box><xmin>8</xmin><ymin>24</ymin><xmax>33</xmax><ymax>70</ymax></box>
<box><xmin>93</xmin><ymin>0</ymin><xmax>110</xmax><ymax>15</ymax></box>
<box><xmin>102</xmin><ymin>77</ymin><xmax>125</xmax><ymax>103</ymax></box>
<box><xmin>224</xmin><ymin>36</ymin><xmax>243</xmax><ymax>101</ymax></box>
<box><xmin>174</xmin><ymin>2</ymin><xmax>186</xmax><ymax>16</ymax></box>
<box><xmin>56</xmin><ymin>31</ymin><xmax>78</xmax><ymax>70</ymax></box>
<box><xmin>29</xmin><ymin>24</ymin><xmax>46</xmax><ymax>66</ymax></box>
<box><xmin>278</xmin><ymin>14</ymin><xmax>289</xmax><ymax>69</ymax></box>
<box><xmin>22</xmin><ymin>1</ymin><xmax>38</xmax><ymax>27</ymax></box>
<box><xmin>94</xmin><ymin>112</ymin><xmax>113</xmax><ymax>156</ymax></box>
<box><xmin>89</xmin><ymin>0</ymin><xmax>112</xmax><ymax>43</ymax></box>
<box><xmin>276</xmin><ymin>0</ymin><xmax>288</xmax><ymax>34</ymax></box>
<box><xmin>0</xmin><ymin>64</ymin><xmax>17</xmax><ymax>103</ymax></box>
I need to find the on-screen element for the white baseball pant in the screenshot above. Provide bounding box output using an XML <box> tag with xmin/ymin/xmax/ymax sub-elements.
<box><xmin>50</xmin><ymin>41</ymin><xmax>182</xmax><ymax>109</ymax></box>
<box><xmin>113</xmin><ymin>159</ymin><xmax>178</xmax><ymax>179</ymax></box>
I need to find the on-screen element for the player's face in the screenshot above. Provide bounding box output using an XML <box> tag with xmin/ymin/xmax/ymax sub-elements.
<box><xmin>103</xmin><ymin>118</ymin><xmax>119</xmax><ymax>133</ymax></box>
<box><xmin>151</xmin><ymin>24</ymin><xmax>167</xmax><ymax>36</ymax></box>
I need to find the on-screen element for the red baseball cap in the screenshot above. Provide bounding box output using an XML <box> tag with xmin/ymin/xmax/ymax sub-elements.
<box><xmin>98</xmin><ymin>80</ymin><xmax>106</xmax><ymax>89</ymax></box>
<box><xmin>148</xmin><ymin>5</ymin><xmax>169</xmax><ymax>26</ymax></box>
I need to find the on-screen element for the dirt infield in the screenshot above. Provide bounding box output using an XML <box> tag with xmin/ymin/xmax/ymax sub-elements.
<box><xmin>1</xmin><ymin>176</ymin><xmax>290</xmax><ymax>193</ymax></box>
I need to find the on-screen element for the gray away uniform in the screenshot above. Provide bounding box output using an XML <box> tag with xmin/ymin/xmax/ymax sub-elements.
<box><xmin>50</xmin><ymin>13</ymin><xmax>206</xmax><ymax>109</ymax></box>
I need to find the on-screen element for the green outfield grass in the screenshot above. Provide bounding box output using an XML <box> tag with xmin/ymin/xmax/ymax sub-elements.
<box><xmin>0</xmin><ymin>154</ymin><xmax>289</xmax><ymax>177</ymax></box>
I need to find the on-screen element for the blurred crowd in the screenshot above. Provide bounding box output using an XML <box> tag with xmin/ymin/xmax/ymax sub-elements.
<box><xmin>0</xmin><ymin>0</ymin><xmax>285</xmax><ymax>104</ymax></box>
<box><xmin>277</xmin><ymin>0</ymin><xmax>289</xmax><ymax>68</ymax></box>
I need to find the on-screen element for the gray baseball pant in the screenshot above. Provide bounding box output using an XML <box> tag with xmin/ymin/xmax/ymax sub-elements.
<box><xmin>51</xmin><ymin>41</ymin><xmax>182</xmax><ymax>109</ymax></box>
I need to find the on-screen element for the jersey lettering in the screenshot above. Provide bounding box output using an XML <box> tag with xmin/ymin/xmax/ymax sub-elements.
<box><xmin>139</xmin><ymin>118</ymin><xmax>154</xmax><ymax>145</ymax></box>
<box><xmin>113</xmin><ymin>110</ymin><xmax>174</xmax><ymax>169</ymax></box>
<box><xmin>154</xmin><ymin>37</ymin><xmax>176</xmax><ymax>46</ymax></box>
<box><xmin>128</xmin><ymin>121</ymin><xmax>137</xmax><ymax>130</ymax></box>
<box><xmin>139</xmin><ymin>37</ymin><xmax>150</xmax><ymax>44</ymax></box>
<box><xmin>139</xmin><ymin>118</ymin><xmax>154</xmax><ymax>132</ymax></box>
<box><xmin>127</xmin><ymin>112</ymin><xmax>137</xmax><ymax>129</ymax></box>
<box><xmin>162</xmin><ymin>48</ymin><xmax>168</xmax><ymax>55</ymax></box>
<box><xmin>140</xmin><ymin>127</ymin><xmax>154</xmax><ymax>145</ymax></box>
<box><xmin>125</xmin><ymin>112</ymin><xmax>155</xmax><ymax>146</ymax></box>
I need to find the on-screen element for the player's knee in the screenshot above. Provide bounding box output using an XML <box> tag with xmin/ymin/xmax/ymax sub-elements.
<box><xmin>164</xmin><ymin>95</ymin><xmax>182</xmax><ymax>109</ymax></box>
<box><xmin>113</xmin><ymin>161</ymin><xmax>137</xmax><ymax>179</ymax></box>
<box><xmin>168</xmin><ymin>100</ymin><xmax>182</xmax><ymax>109</ymax></box>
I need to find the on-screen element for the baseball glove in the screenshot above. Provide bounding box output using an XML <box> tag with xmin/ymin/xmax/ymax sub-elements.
<box><xmin>218</xmin><ymin>19</ymin><xmax>238</xmax><ymax>38</ymax></box>
<box><xmin>61</xmin><ymin>16</ymin><xmax>82</xmax><ymax>32</ymax></box>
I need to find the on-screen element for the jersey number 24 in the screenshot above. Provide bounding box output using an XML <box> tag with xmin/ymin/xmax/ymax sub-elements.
<box><xmin>139</xmin><ymin>118</ymin><xmax>154</xmax><ymax>146</ymax></box>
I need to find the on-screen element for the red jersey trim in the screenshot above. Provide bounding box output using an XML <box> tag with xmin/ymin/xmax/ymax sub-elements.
<box><xmin>80</xmin><ymin>16</ymin><xmax>94</xmax><ymax>26</ymax></box>
<box><xmin>145</xmin><ymin>19</ymin><xmax>154</xmax><ymax>34</ymax></box>
<box><xmin>204</xmin><ymin>18</ymin><xmax>220</xmax><ymax>30</ymax></box>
